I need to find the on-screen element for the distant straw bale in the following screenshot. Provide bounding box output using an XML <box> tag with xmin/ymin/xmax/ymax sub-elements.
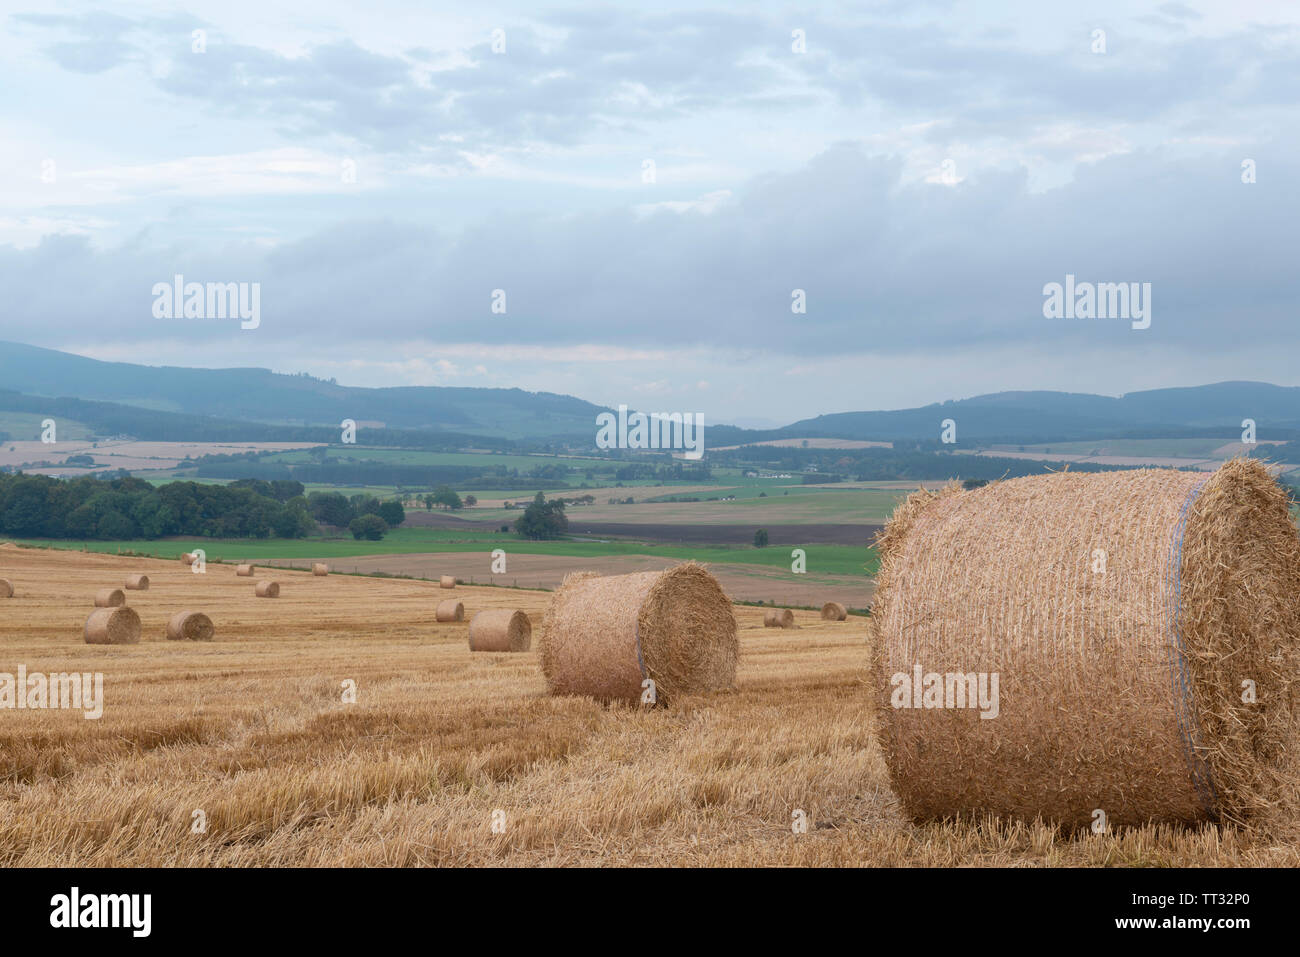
<box><xmin>255</xmin><ymin>581</ymin><xmax>280</xmax><ymax>598</ymax></box>
<box><xmin>468</xmin><ymin>609</ymin><xmax>531</xmax><ymax>652</ymax></box>
<box><xmin>84</xmin><ymin>606</ymin><xmax>141</xmax><ymax>644</ymax></box>
<box><xmin>166</xmin><ymin>610</ymin><xmax>214</xmax><ymax>641</ymax></box>
<box><xmin>763</xmin><ymin>608</ymin><xmax>795</xmax><ymax>628</ymax></box>
<box><xmin>821</xmin><ymin>601</ymin><xmax>847</xmax><ymax>621</ymax></box>
<box><xmin>124</xmin><ymin>574</ymin><xmax>149</xmax><ymax>591</ymax></box>
<box><xmin>439</xmin><ymin>576</ymin><xmax>456</xmax><ymax>589</ymax></box>
<box><xmin>435</xmin><ymin>599</ymin><xmax>464</xmax><ymax>622</ymax></box>
<box><xmin>93</xmin><ymin>588</ymin><xmax>125</xmax><ymax>608</ymax></box>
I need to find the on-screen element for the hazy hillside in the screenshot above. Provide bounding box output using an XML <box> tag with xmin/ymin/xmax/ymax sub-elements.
<box><xmin>4</xmin><ymin>341</ymin><xmax>1299</xmax><ymax>447</ymax></box>
<box><xmin>0</xmin><ymin>341</ymin><xmax>608</xmax><ymax>441</ymax></box>
<box><xmin>774</xmin><ymin>384</ymin><xmax>1300</xmax><ymax>443</ymax></box>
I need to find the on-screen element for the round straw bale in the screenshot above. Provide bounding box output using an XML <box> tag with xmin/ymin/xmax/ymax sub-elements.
<box><xmin>763</xmin><ymin>608</ymin><xmax>795</xmax><ymax>628</ymax></box>
<box><xmin>84</xmin><ymin>606</ymin><xmax>141</xmax><ymax>644</ymax></box>
<box><xmin>435</xmin><ymin>599</ymin><xmax>464</xmax><ymax>622</ymax></box>
<box><xmin>94</xmin><ymin>588</ymin><xmax>126</xmax><ymax>608</ymax></box>
<box><xmin>0</xmin><ymin>579</ymin><xmax>12</xmax><ymax>598</ymax></box>
<box><xmin>820</xmin><ymin>601</ymin><xmax>848</xmax><ymax>621</ymax></box>
<box><xmin>181</xmin><ymin>552</ymin><xmax>196</xmax><ymax>565</ymax></box>
<box><xmin>468</xmin><ymin>609</ymin><xmax>531</xmax><ymax>652</ymax></box>
<box><xmin>124</xmin><ymin>574</ymin><xmax>149</xmax><ymax>591</ymax></box>
<box><xmin>541</xmin><ymin>562</ymin><xmax>738</xmax><ymax>704</ymax></box>
<box><xmin>439</xmin><ymin>575</ymin><xmax>456</xmax><ymax>589</ymax></box>
<box><xmin>872</xmin><ymin>460</ymin><xmax>1300</xmax><ymax>829</ymax></box>
<box><xmin>255</xmin><ymin>580</ymin><xmax>280</xmax><ymax>598</ymax></box>
<box><xmin>166</xmin><ymin>610</ymin><xmax>214</xmax><ymax>641</ymax></box>
<box><xmin>312</xmin><ymin>563</ymin><xmax>329</xmax><ymax>576</ymax></box>
<box><xmin>235</xmin><ymin>564</ymin><xmax>255</xmax><ymax>577</ymax></box>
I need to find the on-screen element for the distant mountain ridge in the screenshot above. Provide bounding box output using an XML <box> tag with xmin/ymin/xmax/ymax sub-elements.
<box><xmin>3</xmin><ymin>341</ymin><xmax>1299</xmax><ymax>445</ymax></box>
<box><xmin>767</xmin><ymin>382</ymin><xmax>1300</xmax><ymax>443</ymax></box>
<box><xmin>0</xmin><ymin>341</ymin><xmax>608</xmax><ymax>441</ymax></box>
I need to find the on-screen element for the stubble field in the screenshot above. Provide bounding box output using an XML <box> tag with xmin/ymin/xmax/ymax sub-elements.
<box><xmin>0</xmin><ymin>544</ymin><xmax>1294</xmax><ymax>866</ymax></box>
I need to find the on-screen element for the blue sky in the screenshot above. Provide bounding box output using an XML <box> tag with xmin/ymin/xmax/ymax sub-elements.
<box><xmin>1</xmin><ymin>1</ymin><xmax>1297</xmax><ymax>427</ymax></box>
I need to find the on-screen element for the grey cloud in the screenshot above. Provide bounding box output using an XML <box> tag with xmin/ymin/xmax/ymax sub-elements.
<box><xmin>18</xmin><ymin>7</ymin><xmax>1293</xmax><ymax>160</ymax></box>
<box><xmin>3</xmin><ymin>142</ymin><xmax>1295</xmax><ymax>362</ymax></box>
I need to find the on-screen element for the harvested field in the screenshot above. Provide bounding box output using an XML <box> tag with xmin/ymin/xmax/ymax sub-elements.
<box><xmin>0</xmin><ymin>545</ymin><xmax>1295</xmax><ymax>866</ymax></box>
<box><xmin>460</xmin><ymin>484</ymin><xmax>734</xmax><ymax>510</ymax></box>
<box><xmin>262</xmin><ymin>551</ymin><xmax>874</xmax><ymax>608</ymax></box>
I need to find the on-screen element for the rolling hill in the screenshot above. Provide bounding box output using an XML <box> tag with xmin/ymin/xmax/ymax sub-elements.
<box><xmin>0</xmin><ymin>341</ymin><xmax>608</xmax><ymax>441</ymax></box>
<box><xmin>3</xmin><ymin>341</ymin><xmax>1299</xmax><ymax>447</ymax></box>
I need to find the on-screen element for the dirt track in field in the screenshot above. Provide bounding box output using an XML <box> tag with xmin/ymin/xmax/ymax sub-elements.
<box><xmin>262</xmin><ymin>551</ymin><xmax>874</xmax><ymax>609</ymax></box>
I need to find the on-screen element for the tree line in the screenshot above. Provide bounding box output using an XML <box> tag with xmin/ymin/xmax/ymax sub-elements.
<box><xmin>0</xmin><ymin>473</ymin><xmax>416</xmax><ymax>542</ymax></box>
<box><xmin>0</xmin><ymin>474</ymin><xmax>316</xmax><ymax>540</ymax></box>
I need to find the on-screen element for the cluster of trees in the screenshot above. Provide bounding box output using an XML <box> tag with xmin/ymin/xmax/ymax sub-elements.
<box><xmin>417</xmin><ymin>486</ymin><xmax>474</xmax><ymax>510</ymax></box>
<box><xmin>0</xmin><ymin>470</ymin><xmax>415</xmax><ymax>542</ymax></box>
<box><xmin>305</xmin><ymin>491</ymin><xmax>405</xmax><ymax>539</ymax></box>
<box><xmin>514</xmin><ymin>492</ymin><xmax>568</xmax><ymax>540</ymax></box>
<box><xmin>554</xmin><ymin>494</ymin><xmax>595</xmax><ymax>506</ymax></box>
<box><xmin>612</xmin><ymin>463</ymin><xmax>713</xmax><ymax>482</ymax></box>
<box><xmin>0</xmin><ymin>474</ymin><xmax>317</xmax><ymax>540</ymax></box>
<box><xmin>526</xmin><ymin>463</ymin><xmax>571</xmax><ymax>481</ymax></box>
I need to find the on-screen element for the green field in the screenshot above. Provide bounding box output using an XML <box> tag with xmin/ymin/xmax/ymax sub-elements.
<box><xmin>0</xmin><ymin>412</ymin><xmax>96</xmax><ymax>442</ymax></box>
<box><xmin>464</xmin><ymin>485</ymin><xmax>905</xmax><ymax>526</ymax></box>
<box><xmin>10</xmin><ymin>530</ymin><xmax>878</xmax><ymax>577</ymax></box>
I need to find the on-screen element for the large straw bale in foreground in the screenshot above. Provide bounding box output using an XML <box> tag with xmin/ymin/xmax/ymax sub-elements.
<box><xmin>872</xmin><ymin>460</ymin><xmax>1300</xmax><ymax>828</ymax></box>
<box><xmin>468</xmin><ymin>609</ymin><xmax>532</xmax><ymax>652</ymax></box>
<box><xmin>93</xmin><ymin>588</ymin><xmax>125</xmax><ymax>608</ymax></box>
<box><xmin>84</xmin><ymin>606</ymin><xmax>141</xmax><ymax>644</ymax></box>
<box><xmin>166</xmin><ymin>610</ymin><xmax>214</xmax><ymax>641</ymax></box>
<box><xmin>541</xmin><ymin>563</ymin><xmax>737</xmax><ymax>704</ymax></box>
<box><xmin>435</xmin><ymin>599</ymin><xmax>464</xmax><ymax>622</ymax></box>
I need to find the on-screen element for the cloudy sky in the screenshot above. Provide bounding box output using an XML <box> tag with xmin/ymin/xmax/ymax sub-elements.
<box><xmin>1</xmin><ymin>1</ymin><xmax>1297</xmax><ymax>427</ymax></box>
